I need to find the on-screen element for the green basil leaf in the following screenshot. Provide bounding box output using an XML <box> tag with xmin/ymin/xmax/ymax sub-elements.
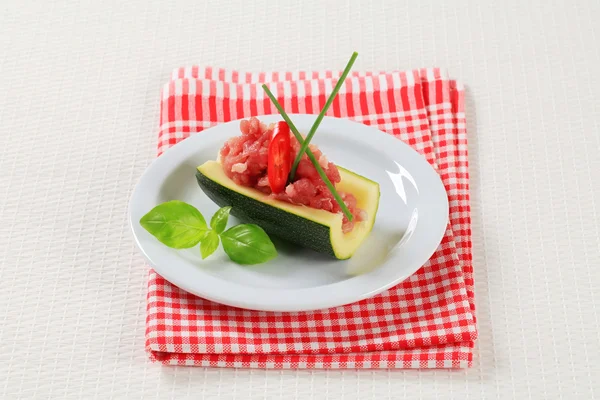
<box><xmin>200</xmin><ymin>230</ymin><xmax>220</xmax><ymax>259</ymax></box>
<box><xmin>139</xmin><ymin>200</ymin><xmax>208</xmax><ymax>249</ymax></box>
<box><xmin>210</xmin><ymin>206</ymin><xmax>232</xmax><ymax>234</ymax></box>
<box><xmin>220</xmin><ymin>224</ymin><xmax>277</xmax><ymax>265</ymax></box>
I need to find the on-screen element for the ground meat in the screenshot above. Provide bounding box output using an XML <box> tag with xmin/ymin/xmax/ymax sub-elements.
<box><xmin>220</xmin><ymin>117</ymin><xmax>366</xmax><ymax>233</ymax></box>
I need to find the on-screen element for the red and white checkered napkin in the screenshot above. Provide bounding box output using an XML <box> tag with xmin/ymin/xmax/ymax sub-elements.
<box><xmin>146</xmin><ymin>67</ymin><xmax>476</xmax><ymax>369</ymax></box>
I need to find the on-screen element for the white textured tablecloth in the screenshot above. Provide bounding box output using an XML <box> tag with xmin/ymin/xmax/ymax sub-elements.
<box><xmin>1</xmin><ymin>0</ymin><xmax>598</xmax><ymax>398</ymax></box>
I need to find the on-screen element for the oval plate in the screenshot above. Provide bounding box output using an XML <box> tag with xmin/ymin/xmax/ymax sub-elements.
<box><xmin>129</xmin><ymin>115</ymin><xmax>448</xmax><ymax>312</ymax></box>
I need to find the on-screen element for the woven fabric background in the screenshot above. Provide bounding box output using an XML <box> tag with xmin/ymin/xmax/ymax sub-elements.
<box><xmin>1</xmin><ymin>0</ymin><xmax>598</xmax><ymax>398</ymax></box>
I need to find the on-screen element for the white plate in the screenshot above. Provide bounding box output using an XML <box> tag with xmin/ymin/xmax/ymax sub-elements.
<box><xmin>129</xmin><ymin>115</ymin><xmax>448</xmax><ymax>312</ymax></box>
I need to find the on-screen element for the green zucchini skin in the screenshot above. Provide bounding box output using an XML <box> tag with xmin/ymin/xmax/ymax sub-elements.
<box><xmin>195</xmin><ymin>170</ymin><xmax>337</xmax><ymax>258</ymax></box>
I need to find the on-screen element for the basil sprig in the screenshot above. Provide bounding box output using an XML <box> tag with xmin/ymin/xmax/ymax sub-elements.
<box><xmin>140</xmin><ymin>201</ymin><xmax>277</xmax><ymax>265</ymax></box>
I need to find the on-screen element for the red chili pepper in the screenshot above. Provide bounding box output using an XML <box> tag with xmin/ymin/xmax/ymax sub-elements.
<box><xmin>267</xmin><ymin>121</ymin><xmax>291</xmax><ymax>193</ymax></box>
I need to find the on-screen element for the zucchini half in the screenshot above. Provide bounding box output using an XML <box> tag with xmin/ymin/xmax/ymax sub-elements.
<box><xmin>195</xmin><ymin>161</ymin><xmax>380</xmax><ymax>259</ymax></box>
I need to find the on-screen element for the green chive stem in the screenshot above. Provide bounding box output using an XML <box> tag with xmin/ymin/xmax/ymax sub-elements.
<box><xmin>289</xmin><ymin>52</ymin><xmax>358</xmax><ymax>180</ymax></box>
<box><xmin>262</xmin><ymin>84</ymin><xmax>353</xmax><ymax>221</ymax></box>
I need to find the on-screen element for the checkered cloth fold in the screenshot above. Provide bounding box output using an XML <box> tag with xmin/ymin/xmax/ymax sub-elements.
<box><xmin>146</xmin><ymin>67</ymin><xmax>476</xmax><ymax>368</ymax></box>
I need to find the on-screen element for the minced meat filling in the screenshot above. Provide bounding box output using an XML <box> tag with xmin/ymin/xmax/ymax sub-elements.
<box><xmin>220</xmin><ymin>117</ymin><xmax>366</xmax><ymax>233</ymax></box>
